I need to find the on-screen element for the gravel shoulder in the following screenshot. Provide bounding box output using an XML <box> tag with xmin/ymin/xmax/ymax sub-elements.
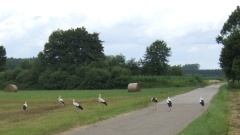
<box><xmin>59</xmin><ymin>84</ymin><xmax>222</xmax><ymax>135</ymax></box>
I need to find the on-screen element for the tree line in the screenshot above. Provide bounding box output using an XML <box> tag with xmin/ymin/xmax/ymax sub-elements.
<box><xmin>0</xmin><ymin>27</ymin><xmax>175</xmax><ymax>90</ymax></box>
<box><xmin>4</xmin><ymin>8</ymin><xmax>239</xmax><ymax>90</ymax></box>
<box><xmin>182</xmin><ymin>64</ymin><xmax>223</xmax><ymax>77</ymax></box>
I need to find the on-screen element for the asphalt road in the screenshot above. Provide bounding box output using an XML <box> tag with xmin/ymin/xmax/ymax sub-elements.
<box><xmin>59</xmin><ymin>84</ymin><xmax>222</xmax><ymax>135</ymax></box>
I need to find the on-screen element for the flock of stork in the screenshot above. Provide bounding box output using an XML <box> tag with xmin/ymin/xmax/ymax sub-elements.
<box><xmin>22</xmin><ymin>94</ymin><xmax>205</xmax><ymax>112</ymax></box>
<box><xmin>22</xmin><ymin>94</ymin><xmax>107</xmax><ymax>111</ymax></box>
<box><xmin>150</xmin><ymin>96</ymin><xmax>205</xmax><ymax>111</ymax></box>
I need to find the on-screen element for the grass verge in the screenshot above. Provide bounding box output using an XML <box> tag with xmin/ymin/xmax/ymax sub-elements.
<box><xmin>227</xmin><ymin>86</ymin><xmax>240</xmax><ymax>135</ymax></box>
<box><xmin>179</xmin><ymin>84</ymin><xmax>230</xmax><ymax>135</ymax></box>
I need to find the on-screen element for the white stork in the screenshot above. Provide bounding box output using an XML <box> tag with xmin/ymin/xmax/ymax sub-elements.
<box><xmin>98</xmin><ymin>94</ymin><xmax>107</xmax><ymax>106</ymax></box>
<box><xmin>167</xmin><ymin>97</ymin><xmax>172</xmax><ymax>111</ymax></box>
<box><xmin>199</xmin><ymin>96</ymin><xmax>204</xmax><ymax>110</ymax></box>
<box><xmin>58</xmin><ymin>95</ymin><xmax>65</xmax><ymax>105</ymax></box>
<box><xmin>23</xmin><ymin>101</ymin><xmax>27</xmax><ymax>111</ymax></box>
<box><xmin>151</xmin><ymin>97</ymin><xmax>158</xmax><ymax>111</ymax></box>
<box><xmin>73</xmin><ymin>99</ymin><xmax>83</xmax><ymax>110</ymax></box>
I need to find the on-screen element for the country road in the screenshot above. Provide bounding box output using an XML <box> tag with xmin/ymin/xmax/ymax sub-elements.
<box><xmin>59</xmin><ymin>84</ymin><xmax>222</xmax><ymax>135</ymax></box>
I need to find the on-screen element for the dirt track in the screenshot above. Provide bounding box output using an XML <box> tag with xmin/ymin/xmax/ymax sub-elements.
<box><xmin>59</xmin><ymin>84</ymin><xmax>222</xmax><ymax>135</ymax></box>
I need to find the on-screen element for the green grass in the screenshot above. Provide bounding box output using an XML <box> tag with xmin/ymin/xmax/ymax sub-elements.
<box><xmin>0</xmin><ymin>87</ymin><xmax>196</xmax><ymax>135</ymax></box>
<box><xmin>179</xmin><ymin>84</ymin><xmax>230</xmax><ymax>135</ymax></box>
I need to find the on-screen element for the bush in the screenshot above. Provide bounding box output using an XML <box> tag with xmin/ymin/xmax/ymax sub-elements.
<box><xmin>65</xmin><ymin>75</ymin><xmax>81</xmax><ymax>90</ymax></box>
<box><xmin>38</xmin><ymin>70</ymin><xmax>70</xmax><ymax>90</ymax></box>
<box><xmin>80</xmin><ymin>68</ymin><xmax>111</xmax><ymax>89</ymax></box>
<box><xmin>132</xmin><ymin>75</ymin><xmax>204</xmax><ymax>88</ymax></box>
<box><xmin>110</xmin><ymin>66</ymin><xmax>131</xmax><ymax>88</ymax></box>
<box><xmin>227</xmin><ymin>81</ymin><xmax>240</xmax><ymax>90</ymax></box>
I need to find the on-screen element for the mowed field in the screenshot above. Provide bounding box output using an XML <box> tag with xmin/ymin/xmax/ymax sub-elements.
<box><xmin>229</xmin><ymin>89</ymin><xmax>240</xmax><ymax>135</ymax></box>
<box><xmin>0</xmin><ymin>87</ymin><xmax>196</xmax><ymax>135</ymax></box>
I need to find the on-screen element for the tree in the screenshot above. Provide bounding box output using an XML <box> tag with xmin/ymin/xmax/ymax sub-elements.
<box><xmin>38</xmin><ymin>27</ymin><xmax>105</xmax><ymax>70</ymax></box>
<box><xmin>170</xmin><ymin>65</ymin><xmax>183</xmax><ymax>76</ymax></box>
<box><xmin>232</xmin><ymin>57</ymin><xmax>240</xmax><ymax>83</ymax></box>
<box><xmin>126</xmin><ymin>58</ymin><xmax>141</xmax><ymax>75</ymax></box>
<box><xmin>80</xmin><ymin>68</ymin><xmax>111</xmax><ymax>89</ymax></box>
<box><xmin>141</xmin><ymin>40</ymin><xmax>171</xmax><ymax>75</ymax></box>
<box><xmin>216</xmin><ymin>6</ymin><xmax>240</xmax><ymax>82</ymax></box>
<box><xmin>182</xmin><ymin>64</ymin><xmax>200</xmax><ymax>74</ymax></box>
<box><xmin>0</xmin><ymin>45</ymin><xmax>7</xmax><ymax>72</ymax></box>
<box><xmin>105</xmin><ymin>54</ymin><xmax>126</xmax><ymax>68</ymax></box>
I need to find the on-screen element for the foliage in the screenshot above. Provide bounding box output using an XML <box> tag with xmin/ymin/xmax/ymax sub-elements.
<box><xmin>80</xmin><ymin>68</ymin><xmax>111</xmax><ymax>89</ymax></box>
<box><xmin>105</xmin><ymin>54</ymin><xmax>126</xmax><ymax>68</ymax></box>
<box><xmin>182</xmin><ymin>64</ymin><xmax>224</xmax><ymax>77</ymax></box>
<box><xmin>0</xmin><ymin>45</ymin><xmax>7</xmax><ymax>72</ymax></box>
<box><xmin>227</xmin><ymin>81</ymin><xmax>240</xmax><ymax>89</ymax></box>
<box><xmin>38</xmin><ymin>27</ymin><xmax>105</xmax><ymax>71</ymax></box>
<box><xmin>132</xmin><ymin>75</ymin><xmax>204</xmax><ymax>88</ymax></box>
<box><xmin>38</xmin><ymin>70</ymin><xmax>71</xmax><ymax>90</ymax></box>
<box><xmin>169</xmin><ymin>65</ymin><xmax>183</xmax><ymax>76</ymax></box>
<box><xmin>110</xmin><ymin>66</ymin><xmax>131</xmax><ymax>88</ymax></box>
<box><xmin>0</xmin><ymin>25</ymin><xmax>224</xmax><ymax>90</ymax></box>
<box><xmin>141</xmin><ymin>40</ymin><xmax>171</xmax><ymax>75</ymax></box>
<box><xmin>216</xmin><ymin>6</ymin><xmax>240</xmax><ymax>43</ymax></box>
<box><xmin>1</xmin><ymin>55</ymin><xmax>225</xmax><ymax>90</ymax></box>
<box><xmin>182</xmin><ymin>64</ymin><xmax>200</xmax><ymax>74</ymax></box>
<box><xmin>6</xmin><ymin>57</ymin><xmax>35</xmax><ymax>70</ymax></box>
<box><xmin>126</xmin><ymin>58</ymin><xmax>141</xmax><ymax>75</ymax></box>
<box><xmin>216</xmin><ymin>6</ymin><xmax>240</xmax><ymax>82</ymax></box>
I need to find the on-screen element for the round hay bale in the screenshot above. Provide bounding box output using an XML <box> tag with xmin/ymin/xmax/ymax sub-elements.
<box><xmin>4</xmin><ymin>84</ymin><xmax>18</xmax><ymax>92</ymax></box>
<box><xmin>128</xmin><ymin>83</ymin><xmax>141</xmax><ymax>92</ymax></box>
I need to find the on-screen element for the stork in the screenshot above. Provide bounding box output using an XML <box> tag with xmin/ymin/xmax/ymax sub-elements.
<box><xmin>23</xmin><ymin>101</ymin><xmax>27</xmax><ymax>111</ymax></box>
<box><xmin>151</xmin><ymin>97</ymin><xmax>158</xmax><ymax>111</ymax></box>
<box><xmin>199</xmin><ymin>96</ymin><xmax>204</xmax><ymax>110</ymax></box>
<box><xmin>73</xmin><ymin>99</ymin><xmax>83</xmax><ymax>110</ymax></box>
<box><xmin>58</xmin><ymin>95</ymin><xmax>65</xmax><ymax>105</ymax></box>
<box><xmin>167</xmin><ymin>97</ymin><xmax>172</xmax><ymax>111</ymax></box>
<box><xmin>98</xmin><ymin>94</ymin><xmax>107</xmax><ymax>106</ymax></box>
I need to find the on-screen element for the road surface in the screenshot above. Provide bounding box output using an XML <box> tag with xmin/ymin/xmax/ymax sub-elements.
<box><xmin>59</xmin><ymin>84</ymin><xmax>222</xmax><ymax>135</ymax></box>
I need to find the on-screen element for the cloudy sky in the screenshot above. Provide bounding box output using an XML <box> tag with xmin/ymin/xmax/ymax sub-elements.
<box><xmin>1</xmin><ymin>0</ymin><xmax>239</xmax><ymax>69</ymax></box>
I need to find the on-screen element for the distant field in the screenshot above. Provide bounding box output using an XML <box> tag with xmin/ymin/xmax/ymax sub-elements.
<box><xmin>0</xmin><ymin>87</ymin><xmax>197</xmax><ymax>135</ymax></box>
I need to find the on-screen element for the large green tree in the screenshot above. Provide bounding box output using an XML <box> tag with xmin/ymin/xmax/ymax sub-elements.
<box><xmin>105</xmin><ymin>54</ymin><xmax>126</xmax><ymax>68</ymax></box>
<box><xmin>182</xmin><ymin>64</ymin><xmax>200</xmax><ymax>74</ymax></box>
<box><xmin>141</xmin><ymin>40</ymin><xmax>171</xmax><ymax>75</ymax></box>
<box><xmin>0</xmin><ymin>45</ymin><xmax>7</xmax><ymax>72</ymax></box>
<box><xmin>126</xmin><ymin>58</ymin><xmax>141</xmax><ymax>75</ymax></box>
<box><xmin>38</xmin><ymin>27</ymin><xmax>105</xmax><ymax>70</ymax></box>
<box><xmin>216</xmin><ymin>6</ymin><xmax>240</xmax><ymax>82</ymax></box>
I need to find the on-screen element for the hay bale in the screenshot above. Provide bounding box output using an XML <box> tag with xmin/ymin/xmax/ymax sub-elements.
<box><xmin>128</xmin><ymin>83</ymin><xmax>141</xmax><ymax>92</ymax></box>
<box><xmin>4</xmin><ymin>84</ymin><xmax>18</xmax><ymax>92</ymax></box>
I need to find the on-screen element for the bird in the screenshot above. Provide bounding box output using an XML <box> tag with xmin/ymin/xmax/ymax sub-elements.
<box><xmin>73</xmin><ymin>99</ymin><xmax>83</xmax><ymax>110</ymax></box>
<box><xmin>23</xmin><ymin>102</ymin><xmax>27</xmax><ymax>111</ymax></box>
<box><xmin>167</xmin><ymin>97</ymin><xmax>172</xmax><ymax>111</ymax></box>
<box><xmin>199</xmin><ymin>96</ymin><xmax>204</xmax><ymax>110</ymax></box>
<box><xmin>98</xmin><ymin>94</ymin><xmax>107</xmax><ymax>106</ymax></box>
<box><xmin>151</xmin><ymin>97</ymin><xmax>158</xmax><ymax>111</ymax></box>
<box><xmin>58</xmin><ymin>95</ymin><xmax>65</xmax><ymax>105</ymax></box>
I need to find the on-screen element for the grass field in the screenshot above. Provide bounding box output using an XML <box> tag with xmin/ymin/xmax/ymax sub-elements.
<box><xmin>0</xmin><ymin>87</ymin><xmax>197</xmax><ymax>135</ymax></box>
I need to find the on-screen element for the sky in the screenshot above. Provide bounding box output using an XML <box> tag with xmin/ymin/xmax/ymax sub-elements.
<box><xmin>0</xmin><ymin>0</ymin><xmax>239</xmax><ymax>69</ymax></box>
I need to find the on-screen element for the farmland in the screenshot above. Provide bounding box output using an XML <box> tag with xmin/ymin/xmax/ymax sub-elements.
<box><xmin>0</xmin><ymin>87</ymin><xmax>197</xmax><ymax>135</ymax></box>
